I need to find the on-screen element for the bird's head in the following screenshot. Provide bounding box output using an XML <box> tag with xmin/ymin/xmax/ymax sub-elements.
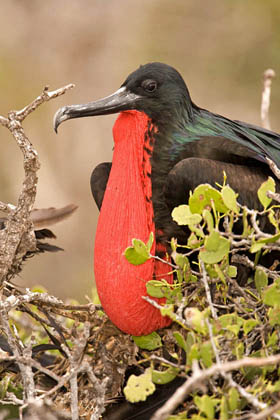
<box><xmin>54</xmin><ymin>62</ymin><xmax>194</xmax><ymax>132</ymax></box>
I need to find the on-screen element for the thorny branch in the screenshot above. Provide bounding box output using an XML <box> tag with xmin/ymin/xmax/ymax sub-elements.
<box><xmin>0</xmin><ymin>83</ymin><xmax>74</xmax><ymax>285</ymax></box>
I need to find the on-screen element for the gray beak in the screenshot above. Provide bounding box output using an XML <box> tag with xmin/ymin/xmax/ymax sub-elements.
<box><xmin>53</xmin><ymin>87</ymin><xmax>142</xmax><ymax>132</ymax></box>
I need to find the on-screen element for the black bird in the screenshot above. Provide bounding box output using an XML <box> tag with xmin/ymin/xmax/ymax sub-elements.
<box><xmin>54</xmin><ymin>62</ymin><xmax>280</xmax><ymax>337</ymax></box>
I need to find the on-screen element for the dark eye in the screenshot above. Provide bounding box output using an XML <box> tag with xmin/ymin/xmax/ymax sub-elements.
<box><xmin>141</xmin><ymin>79</ymin><xmax>157</xmax><ymax>93</ymax></box>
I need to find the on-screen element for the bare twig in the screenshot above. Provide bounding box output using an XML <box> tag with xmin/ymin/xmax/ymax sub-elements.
<box><xmin>231</xmin><ymin>254</ymin><xmax>280</xmax><ymax>280</ymax></box>
<box><xmin>15</xmin><ymin>84</ymin><xmax>74</xmax><ymax>122</ymax></box>
<box><xmin>142</xmin><ymin>295</ymin><xmax>188</xmax><ymax>328</ymax></box>
<box><xmin>151</xmin><ymin>353</ymin><xmax>280</xmax><ymax>420</ymax></box>
<box><xmin>61</xmin><ymin>322</ymin><xmax>90</xmax><ymax>420</ymax></box>
<box><xmin>248</xmin><ymin>400</ymin><xmax>280</xmax><ymax>420</ymax></box>
<box><xmin>0</xmin><ymin>309</ymin><xmax>36</xmax><ymax>403</ymax></box>
<box><xmin>267</xmin><ymin>189</ymin><xmax>280</xmax><ymax>203</ymax></box>
<box><xmin>1</xmin><ymin>288</ymin><xmax>100</xmax><ymax>314</ymax></box>
<box><xmin>84</xmin><ymin>362</ymin><xmax>108</xmax><ymax>420</ymax></box>
<box><xmin>261</xmin><ymin>68</ymin><xmax>275</xmax><ymax>130</ymax></box>
<box><xmin>152</xmin><ymin>254</ymin><xmax>177</xmax><ymax>269</ymax></box>
<box><xmin>266</xmin><ymin>157</ymin><xmax>280</xmax><ymax>181</ymax></box>
<box><xmin>200</xmin><ymin>260</ymin><xmax>217</xmax><ymax>319</ymax></box>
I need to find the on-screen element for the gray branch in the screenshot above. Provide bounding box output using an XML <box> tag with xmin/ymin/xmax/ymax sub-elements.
<box><xmin>0</xmin><ymin>83</ymin><xmax>74</xmax><ymax>285</ymax></box>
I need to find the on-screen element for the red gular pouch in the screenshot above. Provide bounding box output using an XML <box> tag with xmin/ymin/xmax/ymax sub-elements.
<box><xmin>94</xmin><ymin>110</ymin><xmax>173</xmax><ymax>336</ymax></box>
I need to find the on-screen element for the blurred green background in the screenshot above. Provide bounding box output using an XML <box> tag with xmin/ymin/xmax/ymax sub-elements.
<box><xmin>0</xmin><ymin>0</ymin><xmax>279</xmax><ymax>300</ymax></box>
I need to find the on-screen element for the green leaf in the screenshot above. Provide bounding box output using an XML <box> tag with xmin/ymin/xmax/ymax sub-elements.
<box><xmin>173</xmin><ymin>331</ymin><xmax>188</xmax><ymax>352</ymax></box>
<box><xmin>172</xmin><ymin>204</ymin><xmax>202</xmax><ymax>226</ymax></box>
<box><xmin>0</xmin><ymin>375</ymin><xmax>10</xmax><ymax>399</ymax></box>
<box><xmin>194</xmin><ymin>395</ymin><xmax>219</xmax><ymax>419</ymax></box>
<box><xmin>125</xmin><ymin>247</ymin><xmax>148</xmax><ymax>265</ymax></box>
<box><xmin>221</xmin><ymin>185</ymin><xmax>239</xmax><ymax>213</ymax></box>
<box><xmin>250</xmin><ymin>242</ymin><xmax>264</xmax><ymax>253</ymax></box>
<box><xmin>92</xmin><ymin>287</ymin><xmax>101</xmax><ymax>305</ymax></box>
<box><xmin>220</xmin><ymin>396</ymin><xmax>229</xmax><ymax>420</ymax></box>
<box><xmin>242</xmin><ymin>207</ymin><xmax>250</xmax><ymax>237</ymax></box>
<box><xmin>189</xmin><ymin>184</ymin><xmax>228</xmax><ymax>214</ymax></box>
<box><xmin>146</xmin><ymin>231</ymin><xmax>154</xmax><ymax>252</ymax></box>
<box><xmin>205</xmin><ymin>230</ymin><xmax>222</xmax><ymax>251</ymax></box>
<box><xmin>268</xmin><ymin>209</ymin><xmax>279</xmax><ymax>229</ymax></box>
<box><xmin>173</xmin><ymin>253</ymin><xmax>190</xmax><ymax>271</ymax></box>
<box><xmin>199</xmin><ymin>231</ymin><xmax>230</xmax><ymax>264</ymax></box>
<box><xmin>227</xmin><ymin>324</ymin><xmax>241</xmax><ymax>336</ymax></box>
<box><xmin>190</xmin><ymin>226</ymin><xmax>205</xmax><ymax>238</ymax></box>
<box><xmin>124</xmin><ymin>238</ymin><xmax>150</xmax><ymax>265</ymax></box>
<box><xmin>257</xmin><ymin>176</ymin><xmax>275</xmax><ymax>209</ymax></box>
<box><xmin>187</xmin><ymin>232</ymin><xmax>202</xmax><ymax>248</ymax></box>
<box><xmin>250</xmin><ymin>232</ymin><xmax>280</xmax><ymax>253</ymax></box>
<box><xmin>160</xmin><ymin>304</ymin><xmax>175</xmax><ymax>319</ymax></box>
<box><xmin>234</xmin><ymin>342</ymin><xmax>244</xmax><ymax>359</ymax></box>
<box><xmin>228</xmin><ymin>265</ymin><xmax>237</xmax><ymax>278</ymax></box>
<box><xmin>185</xmin><ymin>332</ymin><xmax>196</xmax><ymax>354</ymax></box>
<box><xmin>243</xmin><ymin>319</ymin><xmax>259</xmax><ymax>335</ymax></box>
<box><xmin>263</xmin><ymin>281</ymin><xmax>280</xmax><ymax>306</ymax></box>
<box><xmin>228</xmin><ymin>387</ymin><xmax>239</xmax><ymax>411</ymax></box>
<box><xmin>132</xmin><ymin>332</ymin><xmax>162</xmax><ymax>350</ymax></box>
<box><xmin>187</xmin><ymin>343</ymin><xmax>199</xmax><ymax>366</ymax></box>
<box><xmin>267</xmin><ymin>380</ymin><xmax>280</xmax><ymax>393</ymax></box>
<box><xmin>124</xmin><ymin>369</ymin><xmax>155</xmax><ymax>402</ymax></box>
<box><xmin>133</xmin><ymin>238</ymin><xmax>150</xmax><ymax>258</ymax></box>
<box><xmin>200</xmin><ymin>341</ymin><xmax>214</xmax><ymax>368</ymax></box>
<box><xmin>152</xmin><ymin>367</ymin><xmax>179</xmax><ymax>385</ymax></box>
<box><xmin>219</xmin><ymin>314</ymin><xmax>243</xmax><ymax>336</ymax></box>
<box><xmin>146</xmin><ymin>280</ymin><xmax>167</xmax><ymax>298</ymax></box>
<box><xmin>170</xmin><ymin>237</ymin><xmax>177</xmax><ymax>252</ymax></box>
<box><xmin>254</xmin><ymin>268</ymin><xmax>268</xmax><ymax>294</ymax></box>
<box><xmin>219</xmin><ymin>314</ymin><xmax>243</xmax><ymax>327</ymax></box>
<box><xmin>202</xmin><ymin>209</ymin><xmax>214</xmax><ymax>232</ymax></box>
<box><xmin>268</xmin><ymin>306</ymin><xmax>280</xmax><ymax>326</ymax></box>
<box><xmin>267</xmin><ymin>330</ymin><xmax>278</xmax><ymax>347</ymax></box>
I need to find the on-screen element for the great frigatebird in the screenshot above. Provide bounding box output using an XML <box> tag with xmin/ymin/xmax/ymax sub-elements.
<box><xmin>54</xmin><ymin>62</ymin><xmax>280</xmax><ymax>336</ymax></box>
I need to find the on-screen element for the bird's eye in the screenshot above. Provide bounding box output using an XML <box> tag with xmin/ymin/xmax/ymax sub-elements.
<box><xmin>141</xmin><ymin>79</ymin><xmax>158</xmax><ymax>93</ymax></box>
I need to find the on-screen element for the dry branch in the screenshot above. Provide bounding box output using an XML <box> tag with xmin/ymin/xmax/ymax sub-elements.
<box><xmin>0</xmin><ymin>84</ymin><xmax>82</xmax><ymax>417</ymax></box>
<box><xmin>151</xmin><ymin>354</ymin><xmax>280</xmax><ymax>420</ymax></box>
<box><xmin>261</xmin><ymin>68</ymin><xmax>275</xmax><ymax>130</ymax></box>
<box><xmin>0</xmin><ymin>83</ymin><xmax>74</xmax><ymax>285</ymax></box>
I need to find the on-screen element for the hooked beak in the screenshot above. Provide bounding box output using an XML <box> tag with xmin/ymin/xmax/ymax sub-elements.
<box><xmin>53</xmin><ymin>87</ymin><xmax>142</xmax><ymax>132</ymax></box>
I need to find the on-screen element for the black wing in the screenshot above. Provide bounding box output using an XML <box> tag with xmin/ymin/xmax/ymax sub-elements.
<box><xmin>164</xmin><ymin>156</ymin><xmax>274</xmax><ymax>211</ymax></box>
